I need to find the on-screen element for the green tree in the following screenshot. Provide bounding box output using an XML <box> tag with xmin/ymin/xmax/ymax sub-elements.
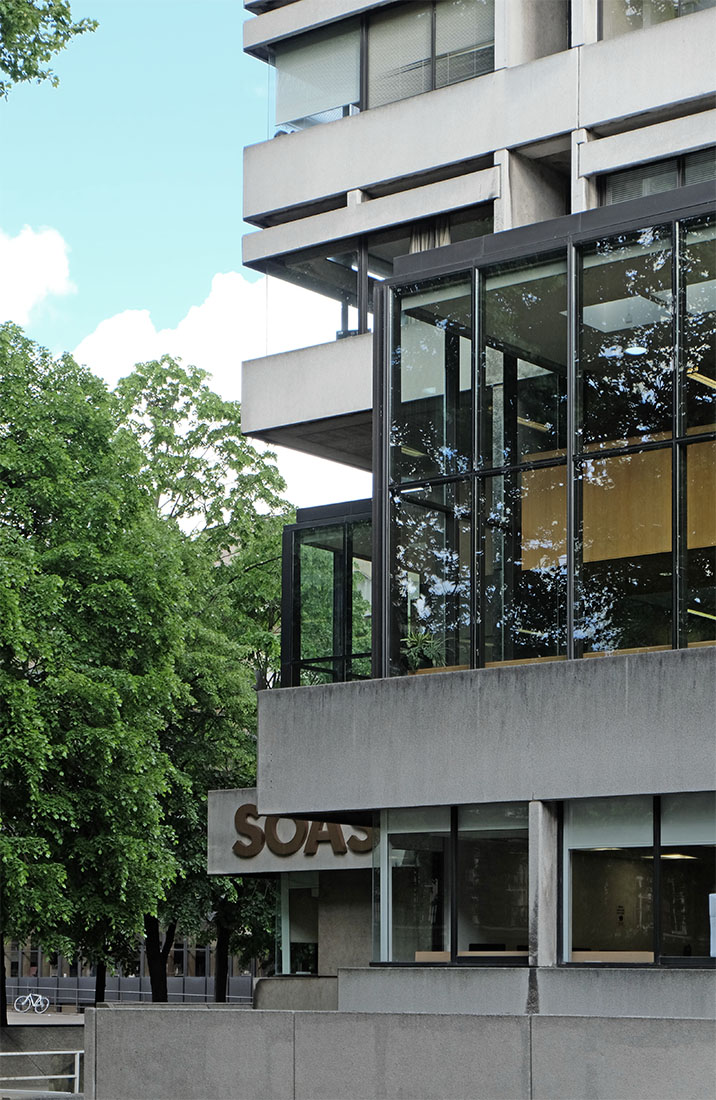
<box><xmin>115</xmin><ymin>357</ymin><xmax>292</xmax><ymax>1000</ymax></box>
<box><xmin>0</xmin><ymin>1</ymin><xmax>97</xmax><ymax>97</ymax></box>
<box><xmin>0</xmin><ymin>325</ymin><xmax>184</xmax><ymax>1023</ymax></box>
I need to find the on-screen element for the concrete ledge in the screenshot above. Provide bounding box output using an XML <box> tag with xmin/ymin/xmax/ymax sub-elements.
<box><xmin>337</xmin><ymin>966</ymin><xmax>530</xmax><ymax>1015</ymax></box>
<box><xmin>337</xmin><ymin>966</ymin><xmax>716</xmax><ymax>1019</ymax></box>
<box><xmin>254</xmin><ymin>976</ymin><xmax>338</xmax><ymax>1011</ymax></box>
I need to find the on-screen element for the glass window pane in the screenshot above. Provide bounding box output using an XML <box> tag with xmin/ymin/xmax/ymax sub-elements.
<box><xmin>274</xmin><ymin>22</ymin><xmax>360</xmax><ymax>130</ymax></box>
<box><xmin>684</xmin><ymin>147</ymin><xmax>716</xmax><ymax>186</ymax></box>
<box><xmin>390</xmin><ymin>481</ymin><xmax>471</xmax><ymax>676</ymax></box>
<box><xmin>603</xmin><ymin>160</ymin><xmax>679</xmax><ymax>206</ymax></box>
<box><xmin>297</xmin><ymin>525</ymin><xmax>343</xmax><ymax>664</ymax></box>
<box><xmin>660</xmin><ymin>846</ymin><xmax>716</xmax><ymax>957</ymax></box>
<box><xmin>580</xmin><ymin>226</ymin><xmax>673</xmax><ymax>449</ymax></box>
<box><xmin>482</xmin><ymin>466</ymin><xmax>567</xmax><ymax>665</ymax></box>
<box><xmin>687</xmin><ymin>441</ymin><xmax>716</xmax><ymax>645</ymax></box>
<box><xmin>275</xmin><ymin>246</ymin><xmax>359</xmax><ymax>342</ymax></box>
<box><xmin>389</xmin><ymin>808</ymin><xmax>450</xmax><ymax>962</ymax></box>
<box><xmin>602</xmin><ymin>0</ymin><xmax>678</xmax><ymax>38</ymax></box>
<box><xmin>435</xmin><ymin>0</ymin><xmax>495</xmax><ymax>88</ymax></box>
<box><xmin>483</xmin><ymin>255</ymin><xmax>567</xmax><ymax>468</ymax></box>
<box><xmin>391</xmin><ymin>278</ymin><xmax>472</xmax><ymax>483</ymax></box>
<box><xmin>565</xmin><ymin>796</ymin><xmax>654</xmax><ymax>962</ymax></box>
<box><xmin>682</xmin><ymin>215</ymin><xmax>716</xmax><ymax>433</ymax></box>
<box><xmin>579</xmin><ymin>450</ymin><xmax>672</xmax><ymax>654</ymax></box>
<box><xmin>456</xmin><ymin>803</ymin><xmax>528</xmax><ymax>956</ymax></box>
<box><xmin>368</xmin><ymin>4</ymin><xmax>432</xmax><ymax>109</ymax></box>
<box><xmin>661</xmin><ymin>792</ymin><xmax>716</xmax><ymax>846</ymax></box>
<box><xmin>350</xmin><ymin>520</ymin><xmax>372</xmax><ymax>671</ymax></box>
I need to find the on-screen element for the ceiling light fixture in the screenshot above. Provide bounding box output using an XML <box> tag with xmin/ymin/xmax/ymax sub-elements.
<box><xmin>624</xmin><ymin>345</ymin><xmax>648</xmax><ymax>356</ymax></box>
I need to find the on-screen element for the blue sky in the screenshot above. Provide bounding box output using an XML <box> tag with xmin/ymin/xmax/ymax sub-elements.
<box><xmin>0</xmin><ymin>0</ymin><xmax>370</xmax><ymax>505</ymax></box>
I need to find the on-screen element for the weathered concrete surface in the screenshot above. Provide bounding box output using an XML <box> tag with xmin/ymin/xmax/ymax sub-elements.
<box><xmin>337</xmin><ymin>966</ymin><xmax>716</xmax><ymax>1020</ymax></box>
<box><xmin>531</xmin><ymin>1015</ymin><xmax>716</xmax><ymax>1100</ymax></box>
<box><xmin>86</xmin><ymin>1005</ymin><xmax>294</xmax><ymax>1100</ymax></box>
<box><xmin>258</xmin><ymin>648</ymin><xmax>716</xmax><ymax>817</ymax></box>
<box><xmin>293</xmin><ymin>1012</ymin><xmax>530</xmax><ymax>1100</ymax></box>
<box><xmin>85</xmin><ymin>1005</ymin><xmax>716</xmax><ymax>1099</ymax></box>
<box><xmin>253</xmin><ymin>976</ymin><xmax>338</xmax><ymax>1012</ymax></box>
<box><xmin>337</xmin><ymin>966</ymin><xmax>531</xmax><ymax>1016</ymax></box>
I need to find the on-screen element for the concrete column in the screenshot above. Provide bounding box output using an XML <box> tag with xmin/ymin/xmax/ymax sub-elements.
<box><xmin>528</xmin><ymin>800</ymin><xmax>559</xmax><ymax>967</ymax></box>
<box><xmin>571</xmin><ymin>128</ymin><xmax>599</xmax><ymax>213</ymax></box>
<box><xmin>571</xmin><ymin>0</ymin><xmax>600</xmax><ymax>47</ymax></box>
<box><xmin>494</xmin><ymin>148</ymin><xmax>568</xmax><ymax>232</ymax></box>
<box><xmin>497</xmin><ymin>0</ymin><xmax>570</xmax><ymax>68</ymax></box>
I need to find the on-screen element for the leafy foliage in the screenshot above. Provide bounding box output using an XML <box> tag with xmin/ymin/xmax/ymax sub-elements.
<box><xmin>0</xmin><ymin>1</ymin><xmax>97</xmax><ymax>97</ymax></box>
<box><xmin>0</xmin><ymin>325</ymin><xmax>183</xmax><ymax>1010</ymax></box>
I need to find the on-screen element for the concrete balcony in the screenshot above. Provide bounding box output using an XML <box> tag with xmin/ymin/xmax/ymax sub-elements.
<box><xmin>256</xmin><ymin>647</ymin><xmax>716</xmax><ymax>819</ymax></box>
<box><xmin>244</xmin><ymin>9</ymin><xmax>715</xmax><ymax>226</ymax></box>
<box><xmin>241</xmin><ymin>332</ymin><xmax>372</xmax><ymax>467</ymax></box>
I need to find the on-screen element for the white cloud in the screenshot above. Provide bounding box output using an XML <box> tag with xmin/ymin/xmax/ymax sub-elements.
<box><xmin>0</xmin><ymin>226</ymin><xmax>75</xmax><ymax>325</ymax></box>
<box><xmin>73</xmin><ymin>272</ymin><xmax>371</xmax><ymax>509</ymax></box>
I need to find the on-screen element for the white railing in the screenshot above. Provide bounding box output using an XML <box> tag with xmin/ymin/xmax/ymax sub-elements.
<box><xmin>0</xmin><ymin>1048</ymin><xmax>82</xmax><ymax>1094</ymax></box>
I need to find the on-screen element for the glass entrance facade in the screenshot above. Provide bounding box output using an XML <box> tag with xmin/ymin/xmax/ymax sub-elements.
<box><xmin>382</xmin><ymin>199</ymin><xmax>715</xmax><ymax>676</ymax></box>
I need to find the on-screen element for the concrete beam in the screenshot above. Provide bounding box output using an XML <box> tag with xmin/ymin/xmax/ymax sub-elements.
<box><xmin>257</xmin><ymin>648</ymin><xmax>716</xmax><ymax>817</ymax></box>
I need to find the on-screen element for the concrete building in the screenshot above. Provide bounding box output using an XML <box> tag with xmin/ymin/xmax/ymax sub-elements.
<box><xmin>87</xmin><ymin>2</ymin><xmax>716</xmax><ymax>1097</ymax></box>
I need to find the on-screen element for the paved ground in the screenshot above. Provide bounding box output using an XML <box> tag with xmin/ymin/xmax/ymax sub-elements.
<box><xmin>6</xmin><ymin>1010</ymin><xmax>84</xmax><ymax>1026</ymax></box>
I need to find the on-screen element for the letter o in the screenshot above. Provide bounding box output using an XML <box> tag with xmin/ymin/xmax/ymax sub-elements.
<box><xmin>265</xmin><ymin>816</ymin><xmax>309</xmax><ymax>857</ymax></box>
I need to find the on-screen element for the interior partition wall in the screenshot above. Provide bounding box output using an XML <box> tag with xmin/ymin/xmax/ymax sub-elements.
<box><xmin>375</xmin><ymin>185</ymin><xmax>715</xmax><ymax>677</ymax></box>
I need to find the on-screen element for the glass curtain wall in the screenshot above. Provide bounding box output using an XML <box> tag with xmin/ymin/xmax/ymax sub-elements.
<box><xmin>385</xmin><ymin>211</ymin><xmax>716</xmax><ymax>674</ymax></box>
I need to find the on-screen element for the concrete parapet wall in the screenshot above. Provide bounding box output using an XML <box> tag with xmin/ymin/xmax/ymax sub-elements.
<box><xmin>337</xmin><ymin>966</ymin><xmax>716</xmax><ymax>1020</ymax></box>
<box><xmin>254</xmin><ymin>976</ymin><xmax>338</xmax><ymax>1011</ymax></box>
<box><xmin>85</xmin><ymin>1004</ymin><xmax>716</xmax><ymax>1100</ymax></box>
<box><xmin>258</xmin><ymin>648</ymin><xmax>716</xmax><ymax>818</ymax></box>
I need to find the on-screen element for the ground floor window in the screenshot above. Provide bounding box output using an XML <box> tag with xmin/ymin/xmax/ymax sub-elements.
<box><xmin>563</xmin><ymin>792</ymin><xmax>716</xmax><ymax>963</ymax></box>
<box><xmin>375</xmin><ymin>802</ymin><xmax>528</xmax><ymax>963</ymax></box>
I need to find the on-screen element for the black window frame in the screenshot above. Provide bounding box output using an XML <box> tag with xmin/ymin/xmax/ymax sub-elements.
<box><xmin>373</xmin><ymin>182</ymin><xmax>716</xmax><ymax>679</ymax></box>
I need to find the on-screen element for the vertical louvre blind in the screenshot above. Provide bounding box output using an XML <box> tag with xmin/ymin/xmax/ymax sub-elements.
<box><xmin>435</xmin><ymin>0</ymin><xmax>495</xmax><ymax>87</ymax></box>
<box><xmin>275</xmin><ymin>22</ymin><xmax>360</xmax><ymax>128</ymax></box>
<box><xmin>367</xmin><ymin>4</ymin><xmax>432</xmax><ymax>109</ymax></box>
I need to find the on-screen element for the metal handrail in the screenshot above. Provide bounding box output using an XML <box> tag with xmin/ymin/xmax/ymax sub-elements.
<box><xmin>0</xmin><ymin>1049</ymin><xmax>83</xmax><ymax>1095</ymax></box>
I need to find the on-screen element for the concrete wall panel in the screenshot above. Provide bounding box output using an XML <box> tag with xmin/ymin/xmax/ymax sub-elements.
<box><xmin>337</xmin><ymin>966</ymin><xmax>531</xmax><ymax>1016</ymax></box>
<box><xmin>579</xmin><ymin>10</ymin><xmax>716</xmax><ymax>128</ymax></box>
<box><xmin>536</xmin><ymin>967</ymin><xmax>716</xmax><ymax>1020</ymax></box>
<box><xmin>254</xmin><ymin>976</ymin><xmax>338</xmax><ymax>1011</ymax></box>
<box><xmin>244</xmin><ymin>51</ymin><xmax>577</xmax><ymax>221</ymax></box>
<box><xmin>258</xmin><ymin>648</ymin><xmax>716</xmax><ymax>816</ymax></box>
<box><xmin>293</xmin><ymin>1011</ymin><xmax>531</xmax><ymax>1100</ymax></box>
<box><xmin>241</xmin><ymin>333</ymin><xmax>371</xmax><ymax>436</ymax></box>
<box><xmin>532</xmin><ymin>1016</ymin><xmax>716</xmax><ymax>1100</ymax></box>
<box><xmin>91</xmin><ymin>1006</ymin><xmax>294</xmax><ymax>1100</ymax></box>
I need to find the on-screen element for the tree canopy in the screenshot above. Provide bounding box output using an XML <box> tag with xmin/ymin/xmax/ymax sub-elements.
<box><xmin>0</xmin><ymin>1</ymin><xmax>97</xmax><ymax>97</ymax></box>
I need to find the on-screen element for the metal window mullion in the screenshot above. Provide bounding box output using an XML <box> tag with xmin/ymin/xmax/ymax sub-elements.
<box><xmin>673</xmin><ymin>220</ymin><xmax>687</xmax><ymax>649</ymax></box>
<box><xmin>430</xmin><ymin>2</ymin><xmax>437</xmax><ymax>91</ymax></box>
<box><xmin>476</xmin><ymin>268</ymin><xmax>487</xmax><ymax>668</ymax></box>
<box><xmin>471</xmin><ymin>268</ymin><xmax>479</xmax><ymax>669</ymax></box>
<box><xmin>566</xmin><ymin>243</ymin><xmax>578</xmax><ymax>660</ymax></box>
<box><xmin>653</xmin><ymin>795</ymin><xmax>662</xmax><ymax>963</ymax></box>
<box><xmin>450</xmin><ymin>805</ymin><xmax>458</xmax><ymax>961</ymax></box>
<box><xmin>373</xmin><ymin>286</ymin><xmax>391</xmax><ymax>679</ymax></box>
<box><xmin>359</xmin><ymin>16</ymin><xmax>368</xmax><ymax>110</ymax></box>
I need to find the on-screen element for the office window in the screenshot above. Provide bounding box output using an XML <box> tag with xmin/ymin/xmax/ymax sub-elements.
<box><xmin>603</xmin><ymin>149</ymin><xmax>716</xmax><ymax>206</ymax></box>
<box><xmin>273</xmin><ymin>21</ymin><xmax>360</xmax><ymax>132</ymax></box>
<box><xmin>564</xmin><ymin>793</ymin><xmax>716</xmax><ymax>962</ymax></box>
<box><xmin>435</xmin><ymin>0</ymin><xmax>495</xmax><ymax>88</ymax></box>
<box><xmin>377</xmin><ymin>803</ymin><xmax>529</xmax><ymax>963</ymax></box>
<box><xmin>456</xmin><ymin>804</ymin><xmax>528</xmax><ymax>957</ymax></box>
<box><xmin>601</xmin><ymin>0</ymin><xmax>716</xmax><ymax>39</ymax></box>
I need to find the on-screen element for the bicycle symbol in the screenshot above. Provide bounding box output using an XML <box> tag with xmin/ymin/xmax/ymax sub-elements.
<box><xmin>13</xmin><ymin>991</ymin><xmax>50</xmax><ymax>1014</ymax></box>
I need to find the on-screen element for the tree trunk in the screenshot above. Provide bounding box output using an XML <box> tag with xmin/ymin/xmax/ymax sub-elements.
<box><xmin>144</xmin><ymin>915</ymin><xmax>176</xmax><ymax>1003</ymax></box>
<box><xmin>0</xmin><ymin>934</ymin><xmax>8</xmax><ymax>1029</ymax></box>
<box><xmin>214</xmin><ymin>922</ymin><xmax>230</xmax><ymax>1003</ymax></box>
<box><xmin>94</xmin><ymin>960</ymin><xmax>106</xmax><ymax>1005</ymax></box>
